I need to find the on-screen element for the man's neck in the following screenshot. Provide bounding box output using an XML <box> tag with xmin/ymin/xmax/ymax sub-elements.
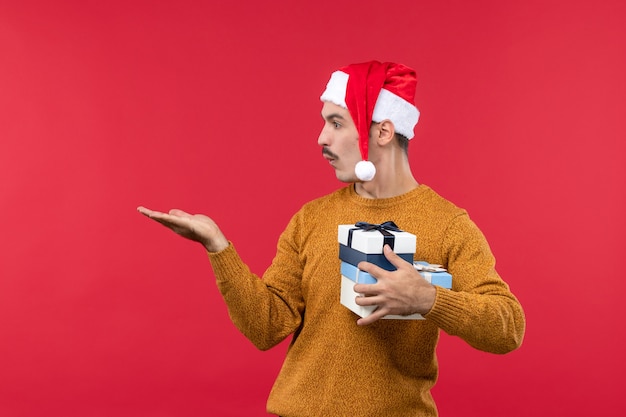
<box><xmin>354</xmin><ymin>170</ymin><xmax>419</xmax><ymax>199</ymax></box>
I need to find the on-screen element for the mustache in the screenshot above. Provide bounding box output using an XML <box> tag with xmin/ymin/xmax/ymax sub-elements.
<box><xmin>322</xmin><ymin>147</ymin><xmax>339</xmax><ymax>160</ymax></box>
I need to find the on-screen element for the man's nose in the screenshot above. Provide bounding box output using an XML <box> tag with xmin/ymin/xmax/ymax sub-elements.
<box><xmin>317</xmin><ymin>125</ymin><xmax>330</xmax><ymax>147</ymax></box>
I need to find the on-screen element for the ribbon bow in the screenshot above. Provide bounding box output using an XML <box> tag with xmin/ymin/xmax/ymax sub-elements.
<box><xmin>413</xmin><ymin>262</ymin><xmax>447</xmax><ymax>273</ymax></box>
<box><xmin>349</xmin><ymin>221</ymin><xmax>402</xmax><ymax>250</ymax></box>
<box><xmin>354</xmin><ymin>221</ymin><xmax>401</xmax><ymax>233</ymax></box>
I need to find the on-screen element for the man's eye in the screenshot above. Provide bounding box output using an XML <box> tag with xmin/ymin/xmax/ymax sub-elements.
<box><xmin>333</xmin><ymin>121</ymin><xmax>341</xmax><ymax>128</ymax></box>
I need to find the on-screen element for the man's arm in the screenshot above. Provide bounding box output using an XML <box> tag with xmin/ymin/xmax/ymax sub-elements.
<box><xmin>424</xmin><ymin>214</ymin><xmax>525</xmax><ymax>353</ymax></box>
<box><xmin>137</xmin><ymin>205</ymin><xmax>304</xmax><ymax>351</ymax></box>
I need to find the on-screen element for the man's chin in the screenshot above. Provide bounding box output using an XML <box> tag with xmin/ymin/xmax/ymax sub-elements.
<box><xmin>334</xmin><ymin>172</ymin><xmax>358</xmax><ymax>183</ymax></box>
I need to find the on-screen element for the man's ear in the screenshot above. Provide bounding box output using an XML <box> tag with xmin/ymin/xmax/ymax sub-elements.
<box><xmin>375</xmin><ymin>120</ymin><xmax>396</xmax><ymax>146</ymax></box>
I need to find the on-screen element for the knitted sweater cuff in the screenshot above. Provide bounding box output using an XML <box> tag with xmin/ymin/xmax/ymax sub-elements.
<box><xmin>423</xmin><ymin>286</ymin><xmax>465</xmax><ymax>326</ymax></box>
<box><xmin>206</xmin><ymin>242</ymin><xmax>246</xmax><ymax>282</ymax></box>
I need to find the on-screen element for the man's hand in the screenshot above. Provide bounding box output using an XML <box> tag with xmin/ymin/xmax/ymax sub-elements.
<box><xmin>137</xmin><ymin>206</ymin><xmax>229</xmax><ymax>253</ymax></box>
<box><xmin>353</xmin><ymin>245</ymin><xmax>436</xmax><ymax>326</ymax></box>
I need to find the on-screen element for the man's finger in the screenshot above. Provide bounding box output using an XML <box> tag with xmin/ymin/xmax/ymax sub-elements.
<box><xmin>357</xmin><ymin>308</ymin><xmax>388</xmax><ymax>326</ymax></box>
<box><xmin>137</xmin><ymin>206</ymin><xmax>156</xmax><ymax>216</ymax></box>
<box><xmin>353</xmin><ymin>282</ymin><xmax>378</xmax><ymax>295</ymax></box>
<box><xmin>353</xmin><ymin>292</ymin><xmax>382</xmax><ymax>305</ymax></box>
<box><xmin>357</xmin><ymin>260</ymin><xmax>386</xmax><ymax>279</ymax></box>
<box><xmin>169</xmin><ymin>208</ymin><xmax>192</xmax><ymax>218</ymax></box>
<box><xmin>139</xmin><ymin>208</ymin><xmax>189</xmax><ymax>229</ymax></box>
<box><xmin>382</xmin><ymin>244</ymin><xmax>412</xmax><ymax>269</ymax></box>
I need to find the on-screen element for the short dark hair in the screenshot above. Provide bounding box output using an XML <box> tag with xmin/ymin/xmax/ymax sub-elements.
<box><xmin>396</xmin><ymin>133</ymin><xmax>409</xmax><ymax>155</ymax></box>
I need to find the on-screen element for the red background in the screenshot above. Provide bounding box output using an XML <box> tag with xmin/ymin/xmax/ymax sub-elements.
<box><xmin>1</xmin><ymin>1</ymin><xmax>624</xmax><ymax>416</ymax></box>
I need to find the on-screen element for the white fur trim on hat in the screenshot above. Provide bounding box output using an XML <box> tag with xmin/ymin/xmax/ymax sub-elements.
<box><xmin>320</xmin><ymin>71</ymin><xmax>349</xmax><ymax>109</ymax></box>
<box><xmin>372</xmin><ymin>89</ymin><xmax>420</xmax><ymax>139</ymax></box>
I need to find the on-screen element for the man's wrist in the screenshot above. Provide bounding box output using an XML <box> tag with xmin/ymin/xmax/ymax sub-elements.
<box><xmin>418</xmin><ymin>285</ymin><xmax>437</xmax><ymax>315</ymax></box>
<box><xmin>203</xmin><ymin>237</ymin><xmax>229</xmax><ymax>253</ymax></box>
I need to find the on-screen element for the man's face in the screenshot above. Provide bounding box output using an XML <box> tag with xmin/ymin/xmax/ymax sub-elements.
<box><xmin>318</xmin><ymin>102</ymin><xmax>362</xmax><ymax>183</ymax></box>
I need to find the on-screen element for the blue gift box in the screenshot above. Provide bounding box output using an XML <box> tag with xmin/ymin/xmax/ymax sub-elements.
<box><xmin>341</xmin><ymin>261</ymin><xmax>452</xmax><ymax>289</ymax></box>
<box><xmin>413</xmin><ymin>261</ymin><xmax>453</xmax><ymax>289</ymax></box>
<box><xmin>340</xmin><ymin>261</ymin><xmax>453</xmax><ymax>320</ymax></box>
<box><xmin>340</xmin><ymin>261</ymin><xmax>377</xmax><ymax>284</ymax></box>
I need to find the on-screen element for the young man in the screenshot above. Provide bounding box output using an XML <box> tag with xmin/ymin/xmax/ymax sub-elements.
<box><xmin>138</xmin><ymin>61</ymin><xmax>525</xmax><ymax>416</ymax></box>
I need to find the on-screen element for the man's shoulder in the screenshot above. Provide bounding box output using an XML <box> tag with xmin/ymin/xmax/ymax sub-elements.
<box><xmin>281</xmin><ymin>186</ymin><xmax>351</xmax><ymax>238</ymax></box>
<box><xmin>418</xmin><ymin>185</ymin><xmax>467</xmax><ymax>219</ymax></box>
<box><xmin>300</xmin><ymin>186</ymin><xmax>351</xmax><ymax>211</ymax></box>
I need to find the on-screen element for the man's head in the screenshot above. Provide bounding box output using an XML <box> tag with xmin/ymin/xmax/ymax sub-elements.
<box><xmin>319</xmin><ymin>61</ymin><xmax>419</xmax><ymax>181</ymax></box>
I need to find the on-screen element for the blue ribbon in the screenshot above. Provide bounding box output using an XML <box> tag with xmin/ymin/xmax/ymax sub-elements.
<box><xmin>347</xmin><ymin>221</ymin><xmax>401</xmax><ymax>251</ymax></box>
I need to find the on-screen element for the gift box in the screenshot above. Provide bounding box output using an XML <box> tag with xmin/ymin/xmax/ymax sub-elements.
<box><xmin>413</xmin><ymin>262</ymin><xmax>453</xmax><ymax>288</ymax></box>
<box><xmin>339</xmin><ymin>261</ymin><xmax>453</xmax><ymax>320</ymax></box>
<box><xmin>338</xmin><ymin>222</ymin><xmax>416</xmax><ymax>254</ymax></box>
<box><xmin>339</xmin><ymin>244</ymin><xmax>413</xmax><ymax>271</ymax></box>
<box><xmin>338</xmin><ymin>222</ymin><xmax>416</xmax><ymax>271</ymax></box>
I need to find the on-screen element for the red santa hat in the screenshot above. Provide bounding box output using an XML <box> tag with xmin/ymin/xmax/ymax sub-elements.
<box><xmin>320</xmin><ymin>61</ymin><xmax>420</xmax><ymax>181</ymax></box>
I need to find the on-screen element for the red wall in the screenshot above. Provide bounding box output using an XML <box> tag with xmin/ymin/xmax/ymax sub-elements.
<box><xmin>1</xmin><ymin>1</ymin><xmax>624</xmax><ymax>416</ymax></box>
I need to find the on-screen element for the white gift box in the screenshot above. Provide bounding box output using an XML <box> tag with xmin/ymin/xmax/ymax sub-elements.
<box><xmin>338</xmin><ymin>223</ymin><xmax>417</xmax><ymax>254</ymax></box>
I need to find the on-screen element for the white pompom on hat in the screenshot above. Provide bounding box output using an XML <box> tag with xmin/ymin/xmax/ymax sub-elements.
<box><xmin>320</xmin><ymin>61</ymin><xmax>420</xmax><ymax>181</ymax></box>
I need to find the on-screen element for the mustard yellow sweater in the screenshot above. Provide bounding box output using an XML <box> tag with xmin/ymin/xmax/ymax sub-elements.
<box><xmin>208</xmin><ymin>185</ymin><xmax>525</xmax><ymax>417</ymax></box>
